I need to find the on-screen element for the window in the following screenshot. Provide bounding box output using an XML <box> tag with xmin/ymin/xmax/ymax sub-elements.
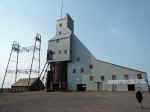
<box><xmin>137</xmin><ymin>73</ymin><xmax>142</xmax><ymax>79</ymax></box>
<box><xmin>101</xmin><ymin>75</ymin><xmax>105</xmax><ymax>81</ymax></box>
<box><xmin>52</xmin><ymin>51</ymin><xmax>55</xmax><ymax>55</ymax></box>
<box><xmin>70</xmin><ymin>49</ymin><xmax>72</xmax><ymax>55</ymax></box>
<box><xmin>76</xmin><ymin>57</ymin><xmax>80</xmax><ymax>62</ymax></box>
<box><xmin>47</xmin><ymin>50</ymin><xmax>53</xmax><ymax>60</ymax></box>
<box><xmin>59</xmin><ymin>31</ymin><xmax>62</xmax><ymax>35</ymax></box>
<box><xmin>73</xmin><ymin>69</ymin><xmax>76</xmax><ymax>73</ymax></box>
<box><xmin>112</xmin><ymin>75</ymin><xmax>116</xmax><ymax>80</ymax></box>
<box><xmin>124</xmin><ymin>74</ymin><xmax>129</xmax><ymax>80</ymax></box>
<box><xmin>89</xmin><ymin>64</ymin><xmax>93</xmax><ymax>69</ymax></box>
<box><xmin>80</xmin><ymin>68</ymin><xmax>84</xmax><ymax>73</ymax></box>
<box><xmin>56</xmin><ymin>39</ymin><xmax>59</xmax><ymax>43</ymax></box>
<box><xmin>64</xmin><ymin>49</ymin><xmax>67</xmax><ymax>54</ymax></box>
<box><xmin>58</xmin><ymin>50</ymin><xmax>61</xmax><ymax>54</ymax></box>
<box><xmin>59</xmin><ymin>23</ymin><xmax>62</xmax><ymax>27</ymax></box>
<box><xmin>89</xmin><ymin>76</ymin><xmax>94</xmax><ymax>81</ymax></box>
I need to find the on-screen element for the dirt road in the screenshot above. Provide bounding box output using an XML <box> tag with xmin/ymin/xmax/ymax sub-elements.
<box><xmin>0</xmin><ymin>92</ymin><xmax>150</xmax><ymax>112</ymax></box>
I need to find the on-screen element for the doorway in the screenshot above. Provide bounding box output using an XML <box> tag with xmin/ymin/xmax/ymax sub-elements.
<box><xmin>53</xmin><ymin>83</ymin><xmax>59</xmax><ymax>91</ymax></box>
<box><xmin>77</xmin><ymin>84</ymin><xmax>86</xmax><ymax>91</ymax></box>
<box><xmin>112</xmin><ymin>84</ymin><xmax>117</xmax><ymax>91</ymax></box>
<box><xmin>46</xmin><ymin>62</ymin><xmax>67</xmax><ymax>91</ymax></box>
<box><xmin>97</xmin><ymin>82</ymin><xmax>103</xmax><ymax>91</ymax></box>
<box><xmin>128</xmin><ymin>84</ymin><xmax>135</xmax><ymax>91</ymax></box>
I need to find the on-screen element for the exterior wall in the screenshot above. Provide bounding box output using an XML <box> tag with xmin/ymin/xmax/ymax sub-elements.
<box><xmin>48</xmin><ymin>37</ymin><xmax>71</xmax><ymax>62</ymax></box>
<box><xmin>56</xmin><ymin>15</ymin><xmax>73</xmax><ymax>36</ymax></box>
<box><xmin>67</xmin><ymin>35</ymin><xmax>96</xmax><ymax>91</ymax></box>
<box><xmin>67</xmin><ymin>35</ymin><xmax>148</xmax><ymax>91</ymax></box>
<box><xmin>47</xmin><ymin>14</ymin><xmax>73</xmax><ymax>63</ymax></box>
<box><xmin>94</xmin><ymin>61</ymin><xmax>148</xmax><ymax>91</ymax></box>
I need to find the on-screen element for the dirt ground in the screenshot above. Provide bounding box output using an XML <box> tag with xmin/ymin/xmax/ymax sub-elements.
<box><xmin>0</xmin><ymin>92</ymin><xmax>150</xmax><ymax>112</ymax></box>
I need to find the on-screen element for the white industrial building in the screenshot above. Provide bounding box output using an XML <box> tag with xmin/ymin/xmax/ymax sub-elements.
<box><xmin>46</xmin><ymin>14</ymin><xmax>149</xmax><ymax>91</ymax></box>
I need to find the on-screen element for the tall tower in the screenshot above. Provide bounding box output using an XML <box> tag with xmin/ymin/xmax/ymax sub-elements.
<box><xmin>48</xmin><ymin>14</ymin><xmax>74</xmax><ymax>62</ymax></box>
<box><xmin>46</xmin><ymin>14</ymin><xmax>74</xmax><ymax>91</ymax></box>
<box><xmin>56</xmin><ymin>14</ymin><xmax>74</xmax><ymax>36</ymax></box>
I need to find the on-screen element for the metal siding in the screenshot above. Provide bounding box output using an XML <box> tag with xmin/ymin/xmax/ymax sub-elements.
<box><xmin>48</xmin><ymin>37</ymin><xmax>71</xmax><ymax>62</ymax></box>
<box><xmin>67</xmin><ymin>35</ymin><xmax>148</xmax><ymax>91</ymax></box>
<box><xmin>67</xmin><ymin>35</ymin><xmax>96</xmax><ymax>91</ymax></box>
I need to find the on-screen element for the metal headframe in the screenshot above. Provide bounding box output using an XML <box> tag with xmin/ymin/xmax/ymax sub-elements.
<box><xmin>1</xmin><ymin>33</ymin><xmax>42</xmax><ymax>92</ymax></box>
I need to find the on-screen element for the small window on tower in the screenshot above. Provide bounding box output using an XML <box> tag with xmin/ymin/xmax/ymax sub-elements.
<box><xmin>80</xmin><ymin>68</ymin><xmax>84</xmax><ymax>73</ymax></box>
<box><xmin>137</xmin><ymin>73</ymin><xmax>142</xmax><ymax>79</ymax></box>
<box><xmin>52</xmin><ymin>51</ymin><xmax>55</xmax><ymax>55</ymax></box>
<box><xmin>76</xmin><ymin>57</ymin><xmax>80</xmax><ymax>62</ymax></box>
<box><xmin>101</xmin><ymin>75</ymin><xmax>105</xmax><ymax>81</ymax></box>
<box><xmin>124</xmin><ymin>74</ymin><xmax>129</xmax><ymax>80</ymax></box>
<box><xmin>59</xmin><ymin>23</ymin><xmax>62</xmax><ymax>27</ymax></box>
<box><xmin>89</xmin><ymin>76</ymin><xmax>94</xmax><ymax>81</ymax></box>
<box><xmin>59</xmin><ymin>31</ymin><xmax>62</xmax><ymax>35</ymax></box>
<box><xmin>64</xmin><ymin>49</ymin><xmax>67</xmax><ymax>54</ymax></box>
<box><xmin>47</xmin><ymin>50</ymin><xmax>53</xmax><ymax>60</ymax></box>
<box><xmin>59</xmin><ymin>50</ymin><xmax>61</xmax><ymax>54</ymax></box>
<box><xmin>73</xmin><ymin>69</ymin><xmax>76</xmax><ymax>74</ymax></box>
<box><xmin>70</xmin><ymin>49</ymin><xmax>72</xmax><ymax>55</ymax></box>
<box><xmin>89</xmin><ymin>64</ymin><xmax>93</xmax><ymax>69</ymax></box>
<box><xmin>56</xmin><ymin>39</ymin><xmax>59</xmax><ymax>43</ymax></box>
<box><xmin>112</xmin><ymin>75</ymin><xmax>116</xmax><ymax>80</ymax></box>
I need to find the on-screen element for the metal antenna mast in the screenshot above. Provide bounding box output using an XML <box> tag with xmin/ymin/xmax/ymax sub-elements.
<box><xmin>60</xmin><ymin>0</ymin><xmax>63</xmax><ymax>18</ymax></box>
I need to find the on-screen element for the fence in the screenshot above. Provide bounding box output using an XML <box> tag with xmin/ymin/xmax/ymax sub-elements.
<box><xmin>0</xmin><ymin>88</ymin><xmax>30</xmax><ymax>93</ymax></box>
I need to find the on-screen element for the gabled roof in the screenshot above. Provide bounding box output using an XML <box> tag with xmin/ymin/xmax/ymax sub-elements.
<box><xmin>97</xmin><ymin>59</ymin><xmax>146</xmax><ymax>73</ymax></box>
<box><xmin>12</xmin><ymin>78</ymin><xmax>38</xmax><ymax>87</ymax></box>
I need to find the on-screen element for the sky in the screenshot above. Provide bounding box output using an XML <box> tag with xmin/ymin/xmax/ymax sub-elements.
<box><xmin>0</xmin><ymin>0</ymin><xmax>150</xmax><ymax>87</ymax></box>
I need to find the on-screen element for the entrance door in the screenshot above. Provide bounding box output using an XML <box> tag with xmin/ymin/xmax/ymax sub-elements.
<box><xmin>128</xmin><ymin>84</ymin><xmax>135</xmax><ymax>91</ymax></box>
<box><xmin>97</xmin><ymin>82</ymin><xmax>103</xmax><ymax>91</ymax></box>
<box><xmin>77</xmin><ymin>84</ymin><xmax>86</xmax><ymax>91</ymax></box>
<box><xmin>46</xmin><ymin>62</ymin><xmax>67</xmax><ymax>91</ymax></box>
<box><xmin>112</xmin><ymin>84</ymin><xmax>117</xmax><ymax>91</ymax></box>
<box><xmin>53</xmin><ymin>83</ymin><xmax>59</xmax><ymax>91</ymax></box>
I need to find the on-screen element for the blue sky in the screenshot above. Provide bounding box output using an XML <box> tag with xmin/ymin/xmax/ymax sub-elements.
<box><xmin>0</xmin><ymin>0</ymin><xmax>150</xmax><ymax>86</ymax></box>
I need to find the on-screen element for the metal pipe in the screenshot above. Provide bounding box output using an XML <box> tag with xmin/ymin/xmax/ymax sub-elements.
<box><xmin>28</xmin><ymin>37</ymin><xmax>37</xmax><ymax>86</ymax></box>
<box><xmin>39</xmin><ymin>62</ymin><xmax>47</xmax><ymax>78</ymax></box>
<box><xmin>38</xmin><ymin>35</ymin><xmax>41</xmax><ymax>77</ymax></box>
<box><xmin>15</xmin><ymin>43</ymin><xmax>19</xmax><ymax>82</ymax></box>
